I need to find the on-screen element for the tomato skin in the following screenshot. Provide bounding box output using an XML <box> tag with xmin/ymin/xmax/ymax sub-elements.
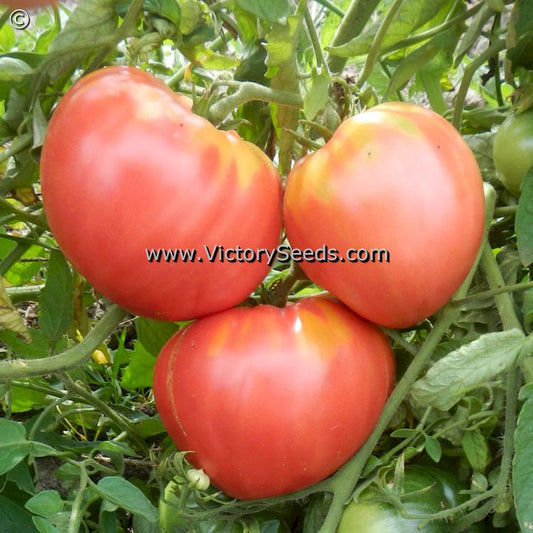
<box><xmin>338</xmin><ymin>466</ymin><xmax>477</xmax><ymax>533</ymax></box>
<box><xmin>493</xmin><ymin>110</ymin><xmax>533</xmax><ymax>195</ymax></box>
<box><xmin>153</xmin><ymin>296</ymin><xmax>395</xmax><ymax>500</ymax></box>
<box><xmin>41</xmin><ymin>66</ymin><xmax>282</xmax><ymax>321</ymax></box>
<box><xmin>283</xmin><ymin>102</ymin><xmax>485</xmax><ymax>329</ymax></box>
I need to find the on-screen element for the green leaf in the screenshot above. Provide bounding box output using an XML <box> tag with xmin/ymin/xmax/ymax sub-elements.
<box><xmin>424</xmin><ymin>434</ymin><xmax>442</xmax><ymax>463</ymax></box>
<box><xmin>32</xmin><ymin>517</ymin><xmax>59</xmax><ymax>533</ymax></box>
<box><xmin>507</xmin><ymin>0</ymin><xmax>533</xmax><ymax>71</ymax></box>
<box><xmin>0</xmin><ymin>24</ymin><xmax>15</xmax><ymax>53</ymax></box>
<box><xmin>144</xmin><ymin>0</ymin><xmax>181</xmax><ymax>26</ymax></box>
<box><xmin>95</xmin><ymin>477</ymin><xmax>158</xmax><ymax>524</ymax></box>
<box><xmin>514</xmin><ymin>386</ymin><xmax>533</xmax><ymax>531</ymax></box>
<box><xmin>25</xmin><ymin>491</ymin><xmax>64</xmax><ymax>518</ymax></box>
<box><xmin>386</xmin><ymin>26</ymin><xmax>459</xmax><ymax>98</ymax></box>
<box><xmin>45</xmin><ymin>0</ymin><xmax>118</xmax><ymax>81</ymax></box>
<box><xmin>7</xmin><ymin>461</ymin><xmax>35</xmax><ymax>494</ymax></box>
<box><xmin>38</xmin><ymin>251</ymin><xmax>74</xmax><ymax>344</ymax></box>
<box><xmin>235</xmin><ymin>0</ymin><xmax>290</xmax><ymax>23</ymax></box>
<box><xmin>0</xmin><ymin>277</ymin><xmax>30</xmax><ymax>342</ymax></box>
<box><xmin>32</xmin><ymin>99</ymin><xmax>49</xmax><ymax>150</ymax></box>
<box><xmin>410</xmin><ymin>330</ymin><xmax>525</xmax><ymax>411</ymax></box>
<box><xmin>328</xmin><ymin>0</ymin><xmax>450</xmax><ymax>58</ymax></box>
<box><xmin>0</xmin><ymin>330</ymin><xmax>66</xmax><ymax>359</ymax></box>
<box><xmin>120</xmin><ymin>342</ymin><xmax>157</xmax><ymax>390</ymax></box>
<box><xmin>0</xmin><ymin>58</ymin><xmax>33</xmax><ymax>101</ymax></box>
<box><xmin>461</xmin><ymin>429</ymin><xmax>489</xmax><ymax>472</ymax></box>
<box><xmin>0</xmin><ymin>495</ymin><xmax>39</xmax><ymax>533</ymax></box>
<box><xmin>516</xmin><ymin>166</ymin><xmax>533</xmax><ymax>266</ymax></box>
<box><xmin>135</xmin><ymin>318</ymin><xmax>179</xmax><ymax>357</ymax></box>
<box><xmin>0</xmin><ymin>418</ymin><xmax>32</xmax><ymax>475</ymax></box>
<box><xmin>303</xmin><ymin>68</ymin><xmax>330</xmax><ymax>121</ymax></box>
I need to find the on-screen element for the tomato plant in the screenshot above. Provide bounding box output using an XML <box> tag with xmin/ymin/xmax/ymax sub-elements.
<box><xmin>41</xmin><ymin>66</ymin><xmax>282</xmax><ymax>321</ymax></box>
<box><xmin>284</xmin><ymin>102</ymin><xmax>485</xmax><ymax>328</ymax></box>
<box><xmin>493</xmin><ymin>110</ymin><xmax>533</xmax><ymax>196</ymax></box>
<box><xmin>153</xmin><ymin>296</ymin><xmax>395</xmax><ymax>500</ymax></box>
<box><xmin>338</xmin><ymin>465</ymin><xmax>477</xmax><ymax>533</ymax></box>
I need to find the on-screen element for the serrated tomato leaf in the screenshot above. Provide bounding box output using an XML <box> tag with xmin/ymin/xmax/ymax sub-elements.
<box><xmin>410</xmin><ymin>329</ymin><xmax>525</xmax><ymax>411</ymax></box>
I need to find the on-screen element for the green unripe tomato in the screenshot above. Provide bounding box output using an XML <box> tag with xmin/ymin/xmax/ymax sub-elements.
<box><xmin>338</xmin><ymin>466</ymin><xmax>483</xmax><ymax>533</ymax></box>
<box><xmin>493</xmin><ymin>110</ymin><xmax>533</xmax><ymax>196</ymax></box>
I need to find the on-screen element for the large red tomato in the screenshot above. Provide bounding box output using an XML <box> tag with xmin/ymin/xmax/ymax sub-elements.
<box><xmin>153</xmin><ymin>296</ymin><xmax>395</xmax><ymax>500</ymax></box>
<box><xmin>41</xmin><ymin>66</ymin><xmax>282</xmax><ymax>321</ymax></box>
<box><xmin>283</xmin><ymin>102</ymin><xmax>485</xmax><ymax>328</ymax></box>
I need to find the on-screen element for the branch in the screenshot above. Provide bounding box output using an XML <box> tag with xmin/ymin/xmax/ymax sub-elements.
<box><xmin>0</xmin><ymin>305</ymin><xmax>127</xmax><ymax>379</ymax></box>
<box><xmin>208</xmin><ymin>82</ymin><xmax>303</xmax><ymax>124</ymax></box>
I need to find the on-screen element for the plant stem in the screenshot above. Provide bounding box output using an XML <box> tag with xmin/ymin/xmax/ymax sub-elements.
<box><xmin>208</xmin><ymin>82</ymin><xmax>303</xmax><ymax>123</ymax></box>
<box><xmin>6</xmin><ymin>284</ymin><xmax>45</xmax><ymax>304</ymax></box>
<box><xmin>452</xmin><ymin>38</ymin><xmax>506</xmax><ymax>130</ymax></box>
<box><xmin>269</xmin><ymin>262</ymin><xmax>308</xmax><ymax>307</ymax></box>
<box><xmin>305</xmin><ymin>7</ymin><xmax>330</xmax><ymax>75</ymax></box>
<box><xmin>59</xmin><ymin>370</ymin><xmax>148</xmax><ymax>453</ymax></box>
<box><xmin>0</xmin><ymin>305</ymin><xmax>127</xmax><ymax>379</ymax></box>
<box><xmin>0</xmin><ymin>197</ymin><xmax>48</xmax><ymax>230</ymax></box>
<box><xmin>384</xmin><ymin>3</ymin><xmax>483</xmax><ymax>55</ymax></box>
<box><xmin>313</xmin><ymin>0</ymin><xmax>345</xmax><ymax>18</ymax></box>
<box><xmin>326</xmin><ymin>0</ymin><xmax>380</xmax><ymax>74</ymax></box>
<box><xmin>480</xmin><ymin>243</ymin><xmax>533</xmax><ymax>382</ymax></box>
<box><xmin>357</xmin><ymin>0</ymin><xmax>406</xmax><ymax>87</ymax></box>
<box><xmin>68</xmin><ymin>463</ymin><xmax>89</xmax><ymax>533</ymax></box>
<box><xmin>453</xmin><ymin>280</ymin><xmax>533</xmax><ymax>306</ymax></box>
<box><xmin>0</xmin><ymin>134</ymin><xmax>32</xmax><ymax>164</ymax></box>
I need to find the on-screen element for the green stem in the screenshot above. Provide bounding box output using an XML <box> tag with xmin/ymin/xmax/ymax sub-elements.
<box><xmin>0</xmin><ymin>197</ymin><xmax>48</xmax><ymax>230</ymax></box>
<box><xmin>68</xmin><ymin>464</ymin><xmax>89</xmax><ymax>533</ymax></box>
<box><xmin>326</xmin><ymin>0</ymin><xmax>380</xmax><ymax>74</ymax></box>
<box><xmin>0</xmin><ymin>134</ymin><xmax>32</xmax><ymax>164</ymax></box>
<box><xmin>0</xmin><ymin>228</ymin><xmax>45</xmax><ymax>276</ymax></box>
<box><xmin>305</xmin><ymin>7</ymin><xmax>330</xmax><ymax>75</ymax></box>
<box><xmin>357</xmin><ymin>0</ymin><xmax>406</xmax><ymax>87</ymax></box>
<box><xmin>0</xmin><ymin>305</ymin><xmax>127</xmax><ymax>379</ymax></box>
<box><xmin>269</xmin><ymin>262</ymin><xmax>308</xmax><ymax>307</ymax></box>
<box><xmin>384</xmin><ymin>3</ymin><xmax>483</xmax><ymax>55</ymax></box>
<box><xmin>452</xmin><ymin>38</ymin><xmax>506</xmax><ymax>130</ymax></box>
<box><xmin>208</xmin><ymin>82</ymin><xmax>303</xmax><ymax>124</ymax></box>
<box><xmin>6</xmin><ymin>284</ymin><xmax>45</xmax><ymax>304</ymax></box>
<box><xmin>59</xmin><ymin>371</ymin><xmax>148</xmax><ymax>453</ymax></box>
<box><xmin>453</xmin><ymin>280</ymin><xmax>533</xmax><ymax>306</ymax></box>
<box><xmin>480</xmin><ymin>243</ymin><xmax>533</xmax><ymax>382</ymax></box>
<box><xmin>313</xmin><ymin>0</ymin><xmax>345</xmax><ymax>18</ymax></box>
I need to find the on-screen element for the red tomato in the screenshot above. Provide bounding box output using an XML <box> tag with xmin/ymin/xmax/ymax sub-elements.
<box><xmin>153</xmin><ymin>296</ymin><xmax>395</xmax><ymax>500</ymax></box>
<box><xmin>283</xmin><ymin>102</ymin><xmax>485</xmax><ymax>328</ymax></box>
<box><xmin>41</xmin><ymin>66</ymin><xmax>282</xmax><ymax>321</ymax></box>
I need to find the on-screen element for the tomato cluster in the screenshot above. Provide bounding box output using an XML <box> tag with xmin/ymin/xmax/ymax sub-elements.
<box><xmin>41</xmin><ymin>67</ymin><xmax>485</xmax><ymax>501</ymax></box>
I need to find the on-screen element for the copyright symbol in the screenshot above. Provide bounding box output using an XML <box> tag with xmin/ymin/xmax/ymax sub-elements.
<box><xmin>9</xmin><ymin>9</ymin><xmax>31</xmax><ymax>30</ymax></box>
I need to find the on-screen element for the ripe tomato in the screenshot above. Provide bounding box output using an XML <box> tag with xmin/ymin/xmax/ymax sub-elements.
<box><xmin>284</xmin><ymin>102</ymin><xmax>485</xmax><ymax>328</ymax></box>
<box><xmin>338</xmin><ymin>465</ymin><xmax>483</xmax><ymax>533</ymax></box>
<box><xmin>41</xmin><ymin>66</ymin><xmax>282</xmax><ymax>321</ymax></box>
<box><xmin>493</xmin><ymin>110</ymin><xmax>533</xmax><ymax>196</ymax></box>
<box><xmin>153</xmin><ymin>296</ymin><xmax>395</xmax><ymax>500</ymax></box>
